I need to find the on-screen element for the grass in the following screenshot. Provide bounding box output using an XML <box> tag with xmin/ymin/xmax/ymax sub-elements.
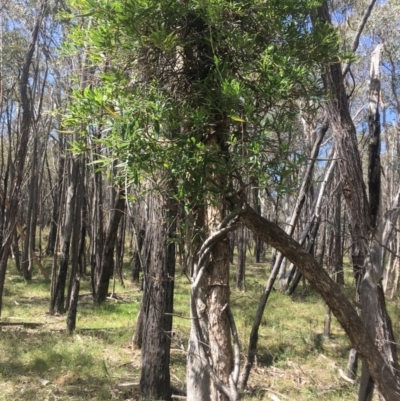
<box><xmin>0</xmin><ymin>254</ymin><xmax>397</xmax><ymax>400</ymax></box>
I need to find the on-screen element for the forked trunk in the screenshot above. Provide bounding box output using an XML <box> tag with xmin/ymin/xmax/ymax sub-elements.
<box><xmin>317</xmin><ymin>4</ymin><xmax>399</xmax><ymax>396</ymax></box>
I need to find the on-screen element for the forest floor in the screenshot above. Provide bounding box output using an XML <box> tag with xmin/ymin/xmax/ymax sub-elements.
<box><xmin>0</xmin><ymin>256</ymin><xmax>399</xmax><ymax>400</ymax></box>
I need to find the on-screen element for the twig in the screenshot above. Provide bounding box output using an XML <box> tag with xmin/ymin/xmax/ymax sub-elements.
<box><xmin>342</xmin><ymin>0</ymin><xmax>377</xmax><ymax>77</ymax></box>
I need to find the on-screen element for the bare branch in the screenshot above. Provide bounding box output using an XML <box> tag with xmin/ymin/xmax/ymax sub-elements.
<box><xmin>342</xmin><ymin>0</ymin><xmax>377</xmax><ymax>77</ymax></box>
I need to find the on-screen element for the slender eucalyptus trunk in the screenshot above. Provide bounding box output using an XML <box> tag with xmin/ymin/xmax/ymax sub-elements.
<box><xmin>0</xmin><ymin>8</ymin><xmax>43</xmax><ymax>314</ymax></box>
<box><xmin>95</xmin><ymin>189</ymin><xmax>126</xmax><ymax>304</ymax></box>
<box><xmin>132</xmin><ymin>227</ymin><xmax>145</xmax><ymax>283</ymax></box>
<box><xmin>236</xmin><ymin>223</ymin><xmax>246</xmax><ymax>290</ymax></box>
<box><xmin>90</xmin><ymin>155</ymin><xmax>104</xmax><ymax>296</ymax></box>
<box><xmin>50</xmin><ymin>158</ymin><xmax>78</xmax><ymax>315</ymax></box>
<box><xmin>46</xmin><ymin>138</ymin><xmax>65</xmax><ymax>255</ymax></box>
<box><xmin>252</xmin><ymin>187</ymin><xmax>264</xmax><ymax>263</ymax></box>
<box><xmin>66</xmin><ymin>158</ymin><xmax>84</xmax><ymax>329</ymax></box>
<box><xmin>324</xmin><ymin>170</ymin><xmax>343</xmax><ymax>337</ymax></box>
<box><xmin>21</xmin><ymin>131</ymin><xmax>39</xmax><ymax>281</ymax></box>
<box><xmin>239</xmin><ymin>123</ymin><xmax>329</xmax><ymax>388</ymax></box>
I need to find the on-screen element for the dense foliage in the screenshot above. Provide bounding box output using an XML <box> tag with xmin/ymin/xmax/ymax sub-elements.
<box><xmin>64</xmin><ymin>0</ymin><xmax>339</xmax><ymax>205</ymax></box>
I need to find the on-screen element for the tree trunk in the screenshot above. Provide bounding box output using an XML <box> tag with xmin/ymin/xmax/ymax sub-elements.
<box><xmin>0</xmin><ymin>8</ymin><xmax>43</xmax><ymax>314</ymax></box>
<box><xmin>239</xmin><ymin>204</ymin><xmax>400</xmax><ymax>401</ymax></box>
<box><xmin>236</xmin><ymin>223</ymin><xmax>246</xmax><ymax>290</ymax></box>
<box><xmin>139</xmin><ymin>192</ymin><xmax>176</xmax><ymax>400</ymax></box>
<box><xmin>50</xmin><ymin>159</ymin><xmax>78</xmax><ymax>315</ymax></box>
<box><xmin>90</xmin><ymin>157</ymin><xmax>104</xmax><ymax>296</ymax></box>
<box><xmin>316</xmin><ymin>4</ymin><xmax>399</xmax><ymax>395</ymax></box>
<box><xmin>239</xmin><ymin>143</ymin><xmax>334</xmax><ymax>389</ymax></box>
<box><xmin>252</xmin><ymin>187</ymin><xmax>264</xmax><ymax>263</ymax></box>
<box><xmin>115</xmin><ymin>210</ymin><xmax>125</xmax><ymax>286</ymax></box>
<box><xmin>66</xmin><ymin>276</ymin><xmax>80</xmax><ymax>334</ymax></box>
<box><xmin>95</xmin><ymin>189</ymin><xmax>126</xmax><ymax>304</ymax></box>
<box><xmin>46</xmin><ymin>138</ymin><xmax>65</xmax><ymax>255</ymax></box>
<box><xmin>66</xmin><ymin>159</ymin><xmax>84</xmax><ymax>325</ymax></box>
<box><xmin>187</xmin><ymin>263</ymin><xmax>211</xmax><ymax>401</ymax></box>
<box><xmin>132</xmin><ymin>227</ymin><xmax>145</xmax><ymax>282</ymax></box>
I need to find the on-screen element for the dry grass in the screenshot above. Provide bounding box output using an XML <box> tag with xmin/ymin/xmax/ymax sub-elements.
<box><xmin>0</xmin><ymin>255</ymin><xmax>398</xmax><ymax>400</ymax></box>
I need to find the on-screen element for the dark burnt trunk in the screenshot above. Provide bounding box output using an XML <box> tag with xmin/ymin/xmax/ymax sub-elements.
<box><xmin>50</xmin><ymin>159</ymin><xmax>78</xmax><ymax>315</ymax></box>
<box><xmin>132</xmin><ymin>227</ymin><xmax>145</xmax><ymax>283</ymax></box>
<box><xmin>95</xmin><ymin>189</ymin><xmax>126</xmax><ymax>304</ymax></box>
<box><xmin>139</xmin><ymin>193</ymin><xmax>176</xmax><ymax>400</ymax></box>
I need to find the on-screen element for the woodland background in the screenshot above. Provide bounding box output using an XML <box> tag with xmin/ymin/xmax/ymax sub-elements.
<box><xmin>1</xmin><ymin>0</ymin><xmax>400</xmax><ymax>400</ymax></box>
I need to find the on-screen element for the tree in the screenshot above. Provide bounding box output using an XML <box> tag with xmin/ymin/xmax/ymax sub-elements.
<box><xmin>316</xmin><ymin>3</ymin><xmax>400</xmax><ymax>399</ymax></box>
<box><xmin>62</xmin><ymin>0</ymin><xmax>400</xmax><ymax>399</ymax></box>
<box><xmin>0</xmin><ymin>1</ymin><xmax>46</xmax><ymax>314</ymax></box>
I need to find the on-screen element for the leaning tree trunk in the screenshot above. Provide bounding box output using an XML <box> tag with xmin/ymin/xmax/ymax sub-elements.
<box><xmin>139</xmin><ymin>191</ymin><xmax>176</xmax><ymax>401</ymax></box>
<box><xmin>239</xmin><ymin>121</ymin><xmax>329</xmax><ymax>388</ymax></box>
<box><xmin>239</xmin><ymin>204</ymin><xmax>400</xmax><ymax>401</ymax></box>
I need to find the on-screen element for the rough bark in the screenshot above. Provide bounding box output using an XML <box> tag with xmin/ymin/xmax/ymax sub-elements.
<box><xmin>205</xmin><ymin>132</ymin><xmax>234</xmax><ymax>401</ymax></box>
<box><xmin>189</xmin><ymin>216</ymin><xmax>240</xmax><ymax>401</ymax></box>
<box><xmin>187</xmin><ymin>267</ymin><xmax>211</xmax><ymax>401</ymax></box>
<box><xmin>139</xmin><ymin>193</ymin><xmax>176</xmax><ymax>400</ymax></box>
<box><xmin>317</xmin><ymin>6</ymin><xmax>399</xmax><ymax>398</ymax></box>
<box><xmin>207</xmin><ymin>219</ymin><xmax>232</xmax><ymax>401</ymax></box>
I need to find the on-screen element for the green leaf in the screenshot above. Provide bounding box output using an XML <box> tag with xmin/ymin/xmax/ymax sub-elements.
<box><xmin>229</xmin><ymin>115</ymin><xmax>245</xmax><ymax>123</ymax></box>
